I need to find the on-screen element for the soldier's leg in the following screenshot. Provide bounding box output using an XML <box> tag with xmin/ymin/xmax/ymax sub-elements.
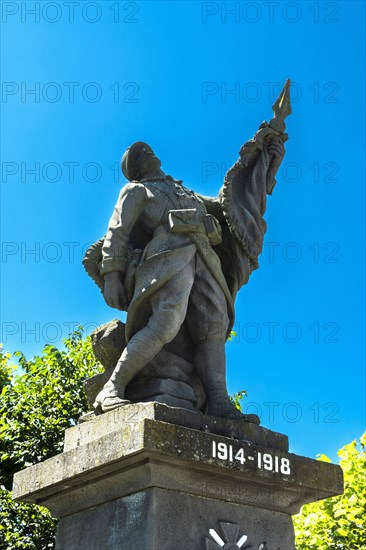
<box><xmin>187</xmin><ymin>256</ymin><xmax>258</xmax><ymax>422</ymax></box>
<box><xmin>94</xmin><ymin>258</ymin><xmax>195</xmax><ymax>413</ymax></box>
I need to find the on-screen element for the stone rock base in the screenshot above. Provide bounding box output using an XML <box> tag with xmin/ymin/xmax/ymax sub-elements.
<box><xmin>86</xmin><ymin>320</ymin><xmax>205</xmax><ymax>412</ymax></box>
<box><xmin>13</xmin><ymin>403</ymin><xmax>343</xmax><ymax>550</ymax></box>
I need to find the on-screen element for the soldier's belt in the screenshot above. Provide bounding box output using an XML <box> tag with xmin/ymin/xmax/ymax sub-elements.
<box><xmin>168</xmin><ymin>209</ymin><xmax>222</xmax><ymax>246</ymax></box>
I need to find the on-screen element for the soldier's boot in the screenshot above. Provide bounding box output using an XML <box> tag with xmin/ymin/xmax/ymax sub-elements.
<box><xmin>194</xmin><ymin>341</ymin><xmax>260</xmax><ymax>424</ymax></box>
<box><xmin>93</xmin><ymin>327</ymin><xmax>170</xmax><ymax>413</ymax></box>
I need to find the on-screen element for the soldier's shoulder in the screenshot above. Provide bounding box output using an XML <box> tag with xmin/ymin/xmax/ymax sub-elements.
<box><xmin>166</xmin><ymin>175</ymin><xmax>183</xmax><ymax>185</ymax></box>
<box><xmin>120</xmin><ymin>181</ymin><xmax>147</xmax><ymax>196</ymax></box>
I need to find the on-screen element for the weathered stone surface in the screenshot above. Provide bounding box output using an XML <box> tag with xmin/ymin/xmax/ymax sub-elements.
<box><xmin>141</xmin><ymin>394</ymin><xmax>198</xmax><ymax>411</ymax></box>
<box><xmin>86</xmin><ymin>321</ymin><xmax>205</xmax><ymax>412</ymax></box>
<box><xmin>127</xmin><ymin>378</ymin><xmax>197</xmax><ymax>404</ymax></box>
<box><xmin>12</xmin><ymin>403</ymin><xmax>343</xmax><ymax>549</ymax></box>
<box><xmin>141</xmin><ymin>346</ymin><xmax>194</xmax><ymax>378</ymax></box>
<box><xmin>65</xmin><ymin>402</ymin><xmax>288</xmax><ymax>453</ymax></box>
<box><xmin>84</xmin><ymin>367</ymin><xmax>113</xmax><ymax>409</ymax></box>
<box><xmin>55</xmin><ymin>488</ymin><xmax>296</xmax><ymax>550</ymax></box>
<box><xmin>13</xmin><ymin>406</ymin><xmax>342</xmax><ymax>515</ymax></box>
<box><xmin>137</xmin><ymin>358</ymin><xmax>193</xmax><ymax>384</ymax></box>
<box><xmin>90</xmin><ymin>319</ymin><xmax>126</xmax><ymax>370</ymax></box>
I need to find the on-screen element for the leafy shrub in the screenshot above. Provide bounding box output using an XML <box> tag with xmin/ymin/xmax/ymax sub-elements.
<box><xmin>294</xmin><ymin>433</ymin><xmax>366</xmax><ymax>549</ymax></box>
<box><xmin>0</xmin><ymin>330</ymin><xmax>102</xmax><ymax>550</ymax></box>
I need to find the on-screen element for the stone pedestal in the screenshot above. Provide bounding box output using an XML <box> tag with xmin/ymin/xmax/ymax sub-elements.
<box><xmin>12</xmin><ymin>403</ymin><xmax>343</xmax><ymax>549</ymax></box>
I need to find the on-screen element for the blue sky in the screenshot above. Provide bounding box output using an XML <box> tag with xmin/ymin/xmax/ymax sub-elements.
<box><xmin>1</xmin><ymin>1</ymin><xmax>365</xmax><ymax>461</ymax></box>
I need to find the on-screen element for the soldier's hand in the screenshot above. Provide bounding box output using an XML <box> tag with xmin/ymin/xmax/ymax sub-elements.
<box><xmin>267</xmin><ymin>139</ymin><xmax>285</xmax><ymax>164</ymax></box>
<box><xmin>103</xmin><ymin>271</ymin><xmax>127</xmax><ymax>311</ymax></box>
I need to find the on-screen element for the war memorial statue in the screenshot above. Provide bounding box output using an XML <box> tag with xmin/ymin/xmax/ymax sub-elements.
<box><xmin>13</xmin><ymin>80</ymin><xmax>344</xmax><ymax>550</ymax></box>
<box><xmin>83</xmin><ymin>81</ymin><xmax>289</xmax><ymax>420</ymax></box>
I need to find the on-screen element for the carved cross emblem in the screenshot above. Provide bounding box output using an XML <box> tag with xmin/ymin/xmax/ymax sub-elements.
<box><xmin>205</xmin><ymin>521</ymin><xmax>267</xmax><ymax>550</ymax></box>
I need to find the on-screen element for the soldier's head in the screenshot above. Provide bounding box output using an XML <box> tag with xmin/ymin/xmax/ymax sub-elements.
<box><xmin>121</xmin><ymin>142</ymin><xmax>162</xmax><ymax>181</ymax></box>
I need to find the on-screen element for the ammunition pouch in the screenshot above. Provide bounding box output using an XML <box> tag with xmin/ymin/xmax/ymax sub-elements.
<box><xmin>168</xmin><ymin>209</ymin><xmax>222</xmax><ymax>246</ymax></box>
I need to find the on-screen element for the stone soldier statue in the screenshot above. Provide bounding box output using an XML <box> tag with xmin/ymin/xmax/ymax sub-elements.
<box><xmin>84</xmin><ymin>80</ymin><xmax>291</xmax><ymax>418</ymax></box>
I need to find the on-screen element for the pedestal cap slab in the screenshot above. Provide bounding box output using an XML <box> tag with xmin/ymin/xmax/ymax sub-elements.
<box><xmin>13</xmin><ymin>403</ymin><xmax>343</xmax><ymax>520</ymax></box>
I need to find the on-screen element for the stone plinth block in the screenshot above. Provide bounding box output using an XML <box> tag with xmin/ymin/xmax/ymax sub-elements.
<box><xmin>12</xmin><ymin>403</ymin><xmax>343</xmax><ymax>550</ymax></box>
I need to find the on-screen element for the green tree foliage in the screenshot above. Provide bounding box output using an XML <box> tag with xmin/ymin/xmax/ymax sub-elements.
<box><xmin>294</xmin><ymin>433</ymin><xmax>366</xmax><ymax>549</ymax></box>
<box><xmin>0</xmin><ymin>491</ymin><xmax>55</xmax><ymax>550</ymax></box>
<box><xmin>0</xmin><ymin>330</ymin><xmax>102</xmax><ymax>550</ymax></box>
<box><xmin>0</xmin><ymin>346</ymin><xmax>13</xmax><ymax>393</ymax></box>
<box><xmin>229</xmin><ymin>389</ymin><xmax>247</xmax><ymax>411</ymax></box>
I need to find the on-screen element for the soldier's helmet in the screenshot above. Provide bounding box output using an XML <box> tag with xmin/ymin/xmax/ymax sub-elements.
<box><xmin>121</xmin><ymin>142</ymin><xmax>155</xmax><ymax>181</ymax></box>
